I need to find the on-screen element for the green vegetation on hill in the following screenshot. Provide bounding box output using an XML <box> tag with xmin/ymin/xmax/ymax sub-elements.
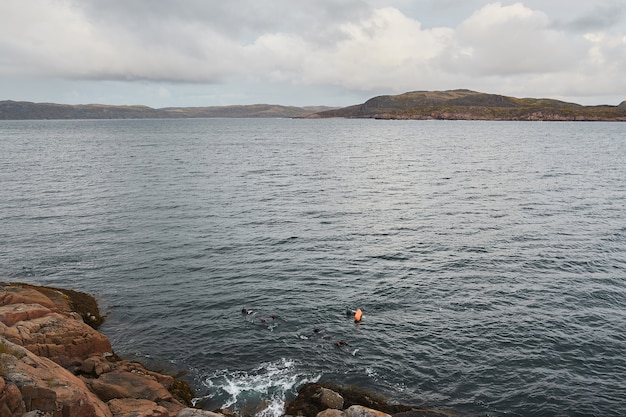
<box><xmin>309</xmin><ymin>89</ymin><xmax>626</xmax><ymax>121</ymax></box>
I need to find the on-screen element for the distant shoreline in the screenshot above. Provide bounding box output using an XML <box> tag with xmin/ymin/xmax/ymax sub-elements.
<box><xmin>2</xmin><ymin>89</ymin><xmax>625</xmax><ymax>121</ymax></box>
<box><xmin>0</xmin><ymin>100</ymin><xmax>333</xmax><ymax>120</ymax></box>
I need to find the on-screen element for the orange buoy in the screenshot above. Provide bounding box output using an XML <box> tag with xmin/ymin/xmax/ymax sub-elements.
<box><xmin>354</xmin><ymin>308</ymin><xmax>362</xmax><ymax>322</ymax></box>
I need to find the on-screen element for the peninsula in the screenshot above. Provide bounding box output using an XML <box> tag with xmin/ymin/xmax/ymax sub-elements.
<box><xmin>308</xmin><ymin>89</ymin><xmax>626</xmax><ymax>121</ymax></box>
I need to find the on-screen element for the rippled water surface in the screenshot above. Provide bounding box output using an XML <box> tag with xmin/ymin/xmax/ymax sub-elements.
<box><xmin>1</xmin><ymin>119</ymin><xmax>625</xmax><ymax>416</ymax></box>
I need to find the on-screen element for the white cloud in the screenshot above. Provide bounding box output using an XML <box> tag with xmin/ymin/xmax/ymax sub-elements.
<box><xmin>440</xmin><ymin>2</ymin><xmax>583</xmax><ymax>76</ymax></box>
<box><xmin>0</xmin><ymin>0</ymin><xmax>107</xmax><ymax>75</ymax></box>
<box><xmin>247</xmin><ymin>7</ymin><xmax>454</xmax><ymax>92</ymax></box>
<box><xmin>0</xmin><ymin>0</ymin><xmax>624</xmax><ymax>106</ymax></box>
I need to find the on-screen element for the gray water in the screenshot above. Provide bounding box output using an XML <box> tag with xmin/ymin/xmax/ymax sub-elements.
<box><xmin>1</xmin><ymin>118</ymin><xmax>625</xmax><ymax>416</ymax></box>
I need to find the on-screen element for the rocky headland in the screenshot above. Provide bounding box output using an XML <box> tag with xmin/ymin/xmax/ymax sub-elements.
<box><xmin>307</xmin><ymin>89</ymin><xmax>626</xmax><ymax>121</ymax></box>
<box><xmin>0</xmin><ymin>282</ymin><xmax>452</xmax><ymax>417</ymax></box>
<box><xmin>0</xmin><ymin>282</ymin><xmax>201</xmax><ymax>417</ymax></box>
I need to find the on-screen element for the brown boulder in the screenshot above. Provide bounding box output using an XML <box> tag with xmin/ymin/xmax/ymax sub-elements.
<box><xmin>0</xmin><ymin>375</ymin><xmax>27</xmax><ymax>416</ymax></box>
<box><xmin>0</xmin><ymin>306</ymin><xmax>112</xmax><ymax>364</ymax></box>
<box><xmin>87</xmin><ymin>369</ymin><xmax>173</xmax><ymax>402</ymax></box>
<box><xmin>108</xmin><ymin>398</ymin><xmax>169</xmax><ymax>417</ymax></box>
<box><xmin>158</xmin><ymin>398</ymin><xmax>187</xmax><ymax>417</ymax></box>
<box><xmin>0</xmin><ymin>338</ymin><xmax>112</xmax><ymax>417</ymax></box>
<box><xmin>314</xmin><ymin>387</ymin><xmax>344</xmax><ymax>410</ymax></box>
<box><xmin>0</xmin><ymin>283</ymin><xmax>200</xmax><ymax>417</ymax></box>
<box><xmin>114</xmin><ymin>360</ymin><xmax>176</xmax><ymax>387</ymax></box>
<box><xmin>1</xmin><ymin>283</ymin><xmax>105</xmax><ymax>329</ymax></box>
<box><xmin>317</xmin><ymin>409</ymin><xmax>346</xmax><ymax>417</ymax></box>
<box><xmin>0</xmin><ymin>286</ymin><xmax>64</xmax><ymax>312</ymax></box>
<box><xmin>78</xmin><ymin>353</ymin><xmax>114</xmax><ymax>376</ymax></box>
<box><xmin>0</xmin><ymin>303</ymin><xmax>54</xmax><ymax>326</ymax></box>
<box><xmin>345</xmin><ymin>405</ymin><xmax>391</xmax><ymax>417</ymax></box>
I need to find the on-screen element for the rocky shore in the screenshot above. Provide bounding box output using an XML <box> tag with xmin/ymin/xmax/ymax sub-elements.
<box><xmin>0</xmin><ymin>282</ymin><xmax>453</xmax><ymax>417</ymax></box>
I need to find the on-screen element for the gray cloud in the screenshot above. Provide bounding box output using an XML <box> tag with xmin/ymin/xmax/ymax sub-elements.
<box><xmin>553</xmin><ymin>1</ymin><xmax>626</xmax><ymax>32</ymax></box>
<box><xmin>76</xmin><ymin>0</ymin><xmax>371</xmax><ymax>43</ymax></box>
<box><xmin>439</xmin><ymin>3</ymin><xmax>585</xmax><ymax>77</ymax></box>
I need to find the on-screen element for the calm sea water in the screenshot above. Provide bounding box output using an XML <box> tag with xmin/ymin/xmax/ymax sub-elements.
<box><xmin>1</xmin><ymin>118</ymin><xmax>625</xmax><ymax>416</ymax></box>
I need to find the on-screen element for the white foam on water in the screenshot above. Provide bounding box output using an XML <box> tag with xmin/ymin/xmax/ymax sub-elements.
<box><xmin>196</xmin><ymin>358</ymin><xmax>320</xmax><ymax>417</ymax></box>
<box><xmin>365</xmin><ymin>366</ymin><xmax>378</xmax><ymax>380</ymax></box>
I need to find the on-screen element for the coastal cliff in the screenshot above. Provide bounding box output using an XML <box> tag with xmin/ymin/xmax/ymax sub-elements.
<box><xmin>0</xmin><ymin>282</ymin><xmax>200</xmax><ymax>417</ymax></box>
<box><xmin>0</xmin><ymin>282</ymin><xmax>452</xmax><ymax>417</ymax></box>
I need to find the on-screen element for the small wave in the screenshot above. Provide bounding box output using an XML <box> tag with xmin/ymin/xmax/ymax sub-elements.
<box><xmin>369</xmin><ymin>253</ymin><xmax>409</xmax><ymax>262</ymax></box>
<box><xmin>194</xmin><ymin>358</ymin><xmax>320</xmax><ymax>417</ymax></box>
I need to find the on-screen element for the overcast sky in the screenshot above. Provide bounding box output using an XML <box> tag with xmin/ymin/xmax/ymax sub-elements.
<box><xmin>1</xmin><ymin>0</ymin><xmax>625</xmax><ymax>107</ymax></box>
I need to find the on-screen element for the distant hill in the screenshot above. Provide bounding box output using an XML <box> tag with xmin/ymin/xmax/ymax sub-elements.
<box><xmin>161</xmin><ymin>104</ymin><xmax>333</xmax><ymax>119</ymax></box>
<box><xmin>308</xmin><ymin>89</ymin><xmax>626</xmax><ymax>121</ymax></box>
<box><xmin>3</xmin><ymin>91</ymin><xmax>625</xmax><ymax>121</ymax></box>
<box><xmin>0</xmin><ymin>101</ymin><xmax>165</xmax><ymax>120</ymax></box>
<box><xmin>0</xmin><ymin>100</ymin><xmax>335</xmax><ymax>120</ymax></box>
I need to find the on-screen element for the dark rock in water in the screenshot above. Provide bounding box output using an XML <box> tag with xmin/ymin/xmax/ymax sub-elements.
<box><xmin>323</xmin><ymin>384</ymin><xmax>411</xmax><ymax>414</ymax></box>
<box><xmin>285</xmin><ymin>383</ymin><xmax>328</xmax><ymax>417</ymax></box>
<box><xmin>285</xmin><ymin>383</ymin><xmax>453</xmax><ymax>417</ymax></box>
<box><xmin>169</xmin><ymin>379</ymin><xmax>196</xmax><ymax>407</ymax></box>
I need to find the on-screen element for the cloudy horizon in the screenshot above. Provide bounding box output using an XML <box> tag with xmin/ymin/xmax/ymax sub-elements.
<box><xmin>1</xmin><ymin>0</ymin><xmax>625</xmax><ymax>108</ymax></box>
